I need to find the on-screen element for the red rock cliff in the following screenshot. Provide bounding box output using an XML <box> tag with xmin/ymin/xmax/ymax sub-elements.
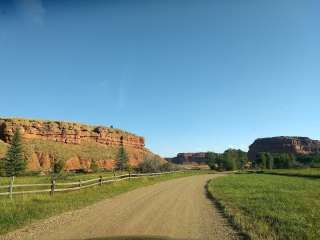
<box><xmin>0</xmin><ymin>118</ymin><xmax>145</xmax><ymax>149</ymax></box>
<box><xmin>0</xmin><ymin>118</ymin><xmax>161</xmax><ymax>172</ymax></box>
<box><xmin>248</xmin><ymin>136</ymin><xmax>320</xmax><ymax>161</ymax></box>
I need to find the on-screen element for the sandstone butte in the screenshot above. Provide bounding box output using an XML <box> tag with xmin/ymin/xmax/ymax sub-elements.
<box><xmin>0</xmin><ymin>118</ymin><xmax>164</xmax><ymax>172</ymax></box>
<box><xmin>248</xmin><ymin>136</ymin><xmax>320</xmax><ymax>161</ymax></box>
<box><xmin>167</xmin><ymin>152</ymin><xmax>208</xmax><ymax>165</ymax></box>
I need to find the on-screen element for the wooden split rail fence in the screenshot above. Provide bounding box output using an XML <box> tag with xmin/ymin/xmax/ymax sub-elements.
<box><xmin>0</xmin><ymin>171</ymin><xmax>182</xmax><ymax>199</ymax></box>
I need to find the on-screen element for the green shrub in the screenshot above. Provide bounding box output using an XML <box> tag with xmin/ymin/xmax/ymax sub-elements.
<box><xmin>52</xmin><ymin>154</ymin><xmax>65</xmax><ymax>175</ymax></box>
<box><xmin>159</xmin><ymin>162</ymin><xmax>181</xmax><ymax>172</ymax></box>
<box><xmin>90</xmin><ymin>160</ymin><xmax>99</xmax><ymax>173</ymax></box>
<box><xmin>136</xmin><ymin>157</ymin><xmax>162</xmax><ymax>173</ymax></box>
<box><xmin>207</xmin><ymin>152</ymin><xmax>219</xmax><ymax>170</ymax></box>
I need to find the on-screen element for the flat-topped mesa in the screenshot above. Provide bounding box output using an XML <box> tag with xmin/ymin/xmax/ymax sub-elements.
<box><xmin>167</xmin><ymin>152</ymin><xmax>208</xmax><ymax>164</ymax></box>
<box><xmin>0</xmin><ymin>118</ymin><xmax>145</xmax><ymax>149</ymax></box>
<box><xmin>248</xmin><ymin>136</ymin><xmax>320</xmax><ymax>161</ymax></box>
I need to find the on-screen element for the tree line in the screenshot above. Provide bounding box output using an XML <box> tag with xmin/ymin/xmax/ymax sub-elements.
<box><xmin>254</xmin><ymin>152</ymin><xmax>320</xmax><ymax>169</ymax></box>
<box><xmin>206</xmin><ymin>149</ymin><xmax>320</xmax><ymax>170</ymax></box>
<box><xmin>206</xmin><ymin>149</ymin><xmax>249</xmax><ymax>171</ymax></box>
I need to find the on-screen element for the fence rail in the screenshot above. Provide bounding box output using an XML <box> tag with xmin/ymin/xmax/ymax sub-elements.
<box><xmin>0</xmin><ymin>171</ymin><xmax>182</xmax><ymax>198</ymax></box>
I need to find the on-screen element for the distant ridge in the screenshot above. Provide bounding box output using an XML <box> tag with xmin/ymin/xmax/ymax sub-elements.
<box><xmin>248</xmin><ymin>136</ymin><xmax>320</xmax><ymax>161</ymax></box>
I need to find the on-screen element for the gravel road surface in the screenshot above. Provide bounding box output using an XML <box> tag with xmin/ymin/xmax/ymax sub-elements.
<box><xmin>1</xmin><ymin>174</ymin><xmax>238</xmax><ymax>240</ymax></box>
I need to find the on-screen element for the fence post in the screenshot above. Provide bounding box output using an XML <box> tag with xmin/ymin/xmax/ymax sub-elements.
<box><xmin>79</xmin><ymin>179</ymin><xmax>82</xmax><ymax>188</ymax></box>
<box><xmin>9</xmin><ymin>176</ymin><xmax>15</xmax><ymax>199</ymax></box>
<box><xmin>99</xmin><ymin>176</ymin><xmax>103</xmax><ymax>186</ymax></box>
<box><xmin>50</xmin><ymin>179</ymin><xmax>56</xmax><ymax>196</ymax></box>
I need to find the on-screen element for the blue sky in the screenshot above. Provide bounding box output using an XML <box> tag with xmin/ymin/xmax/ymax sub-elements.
<box><xmin>0</xmin><ymin>0</ymin><xmax>319</xmax><ymax>157</ymax></box>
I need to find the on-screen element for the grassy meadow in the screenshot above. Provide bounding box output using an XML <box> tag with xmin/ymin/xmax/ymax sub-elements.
<box><xmin>0</xmin><ymin>170</ymin><xmax>209</xmax><ymax>235</ymax></box>
<box><xmin>262</xmin><ymin>168</ymin><xmax>320</xmax><ymax>178</ymax></box>
<box><xmin>208</xmin><ymin>173</ymin><xmax>320</xmax><ymax>240</ymax></box>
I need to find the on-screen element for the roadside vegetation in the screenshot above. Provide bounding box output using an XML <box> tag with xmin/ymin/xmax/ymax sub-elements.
<box><xmin>208</xmin><ymin>173</ymin><xmax>320</xmax><ymax>240</ymax></box>
<box><xmin>253</xmin><ymin>152</ymin><xmax>320</xmax><ymax>170</ymax></box>
<box><xmin>207</xmin><ymin>149</ymin><xmax>248</xmax><ymax>171</ymax></box>
<box><xmin>136</xmin><ymin>157</ymin><xmax>181</xmax><ymax>173</ymax></box>
<box><xmin>261</xmin><ymin>167</ymin><xmax>320</xmax><ymax>178</ymax></box>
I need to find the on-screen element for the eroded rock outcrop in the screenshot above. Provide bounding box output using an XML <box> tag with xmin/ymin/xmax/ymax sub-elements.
<box><xmin>0</xmin><ymin>118</ymin><xmax>162</xmax><ymax>172</ymax></box>
<box><xmin>0</xmin><ymin>118</ymin><xmax>144</xmax><ymax>149</ymax></box>
<box><xmin>248</xmin><ymin>136</ymin><xmax>320</xmax><ymax>161</ymax></box>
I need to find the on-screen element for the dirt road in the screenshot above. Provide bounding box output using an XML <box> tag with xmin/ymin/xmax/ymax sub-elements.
<box><xmin>1</xmin><ymin>174</ymin><xmax>238</xmax><ymax>240</ymax></box>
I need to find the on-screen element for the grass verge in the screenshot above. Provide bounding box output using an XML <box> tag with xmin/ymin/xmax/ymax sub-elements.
<box><xmin>261</xmin><ymin>168</ymin><xmax>320</xmax><ymax>178</ymax></box>
<box><xmin>208</xmin><ymin>173</ymin><xmax>320</xmax><ymax>240</ymax></box>
<box><xmin>0</xmin><ymin>170</ymin><xmax>210</xmax><ymax>235</ymax></box>
<box><xmin>0</xmin><ymin>171</ymin><xmax>122</xmax><ymax>185</ymax></box>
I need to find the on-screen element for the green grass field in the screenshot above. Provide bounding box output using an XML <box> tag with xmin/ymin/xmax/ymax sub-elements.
<box><xmin>0</xmin><ymin>170</ymin><xmax>209</xmax><ymax>235</ymax></box>
<box><xmin>208</xmin><ymin>173</ymin><xmax>320</xmax><ymax>240</ymax></box>
<box><xmin>262</xmin><ymin>168</ymin><xmax>320</xmax><ymax>178</ymax></box>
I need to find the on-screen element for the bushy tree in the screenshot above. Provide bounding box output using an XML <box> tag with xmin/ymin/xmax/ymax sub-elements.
<box><xmin>49</xmin><ymin>154</ymin><xmax>65</xmax><ymax>180</ymax></box>
<box><xmin>273</xmin><ymin>153</ymin><xmax>295</xmax><ymax>169</ymax></box>
<box><xmin>222</xmin><ymin>149</ymin><xmax>247</xmax><ymax>171</ymax></box>
<box><xmin>116</xmin><ymin>145</ymin><xmax>128</xmax><ymax>171</ymax></box>
<box><xmin>256</xmin><ymin>152</ymin><xmax>274</xmax><ymax>169</ymax></box>
<box><xmin>136</xmin><ymin>157</ymin><xmax>162</xmax><ymax>173</ymax></box>
<box><xmin>4</xmin><ymin>128</ymin><xmax>26</xmax><ymax>176</ymax></box>
<box><xmin>206</xmin><ymin>149</ymin><xmax>248</xmax><ymax>171</ymax></box>
<box><xmin>207</xmin><ymin>152</ymin><xmax>219</xmax><ymax>170</ymax></box>
<box><xmin>159</xmin><ymin>162</ymin><xmax>180</xmax><ymax>172</ymax></box>
<box><xmin>222</xmin><ymin>153</ymin><xmax>237</xmax><ymax>171</ymax></box>
<box><xmin>52</xmin><ymin>155</ymin><xmax>65</xmax><ymax>174</ymax></box>
<box><xmin>237</xmin><ymin>149</ymin><xmax>249</xmax><ymax>169</ymax></box>
<box><xmin>256</xmin><ymin>153</ymin><xmax>267</xmax><ymax>169</ymax></box>
<box><xmin>266</xmin><ymin>152</ymin><xmax>274</xmax><ymax>169</ymax></box>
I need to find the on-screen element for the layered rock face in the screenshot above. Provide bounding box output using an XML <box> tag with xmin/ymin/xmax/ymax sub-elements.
<box><xmin>0</xmin><ymin>118</ymin><xmax>160</xmax><ymax>172</ymax></box>
<box><xmin>167</xmin><ymin>152</ymin><xmax>208</xmax><ymax>164</ymax></box>
<box><xmin>248</xmin><ymin>136</ymin><xmax>320</xmax><ymax>161</ymax></box>
<box><xmin>0</xmin><ymin>118</ymin><xmax>145</xmax><ymax>149</ymax></box>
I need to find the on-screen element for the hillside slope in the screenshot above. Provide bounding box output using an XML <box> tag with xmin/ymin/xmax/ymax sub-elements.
<box><xmin>0</xmin><ymin>139</ymin><xmax>8</xmax><ymax>158</ymax></box>
<box><xmin>0</xmin><ymin>118</ymin><xmax>163</xmax><ymax>172</ymax></box>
